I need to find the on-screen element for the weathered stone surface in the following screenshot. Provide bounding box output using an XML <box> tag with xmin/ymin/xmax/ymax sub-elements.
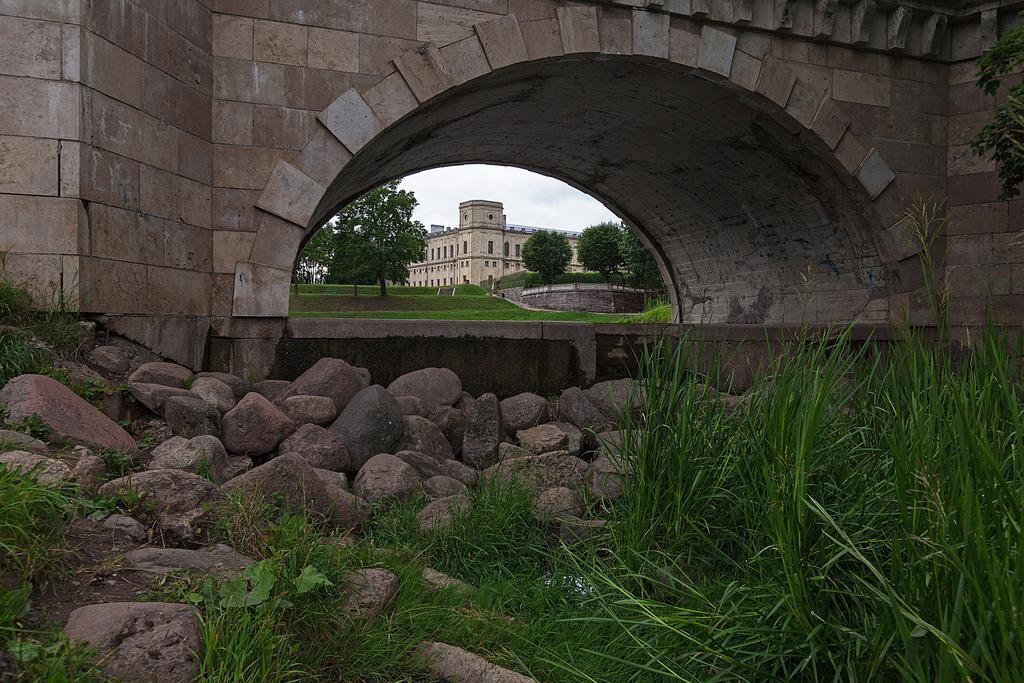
<box><xmin>386</xmin><ymin>367</ymin><xmax>462</xmax><ymax>415</ymax></box>
<box><xmin>534</xmin><ymin>486</ymin><xmax>582</xmax><ymax>522</ymax></box>
<box><xmin>330</xmin><ymin>385</ymin><xmax>403</xmax><ymax>473</ymax></box>
<box><xmin>281</xmin><ymin>395</ymin><xmax>337</xmax><ymax>426</ymax></box>
<box><xmin>498</xmin><ymin>441</ymin><xmax>530</xmax><ymax>461</ymax></box>
<box><xmin>396</xmin><ymin>395</ymin><xmax>425</xmax><ymax>416</ymax></box>
<box><xmin>558</xmin><ymin>387</ymin><xmax>611</xmax><ymax>435</ymax></box>
<box><xmin>196</xmin><ymin>372</ymin><xmax>250</xmax><ymax>399</ymax></box>
<box><xmin>422</xmin><ymin>567</ymin><xmax>472</xmax><ymax>592</ymax></box>
<box><xmin>500</xmin><ymin>392</ymin><xmax>548</xmax><ymax>432</ymax></box>
<box><xmin>342</xmin><ymin>568</ymin><xmax>398</xmax><ymax>620</ymax></box>
<box><xmin>72</xmin><ymin>453</ymin><xmax>107</xmax><ymax>493</ymax></box>
<box><xmin>127</xmin><ymin>362</ymin><xmax>192</xmax><ymax>388</ymax></box>
<box><xmin>483</xmin><ymin>452</ymin><xmax>588</xmax><ymax>493</ymax></box>
<box><xmin>517</xmin><ymin>423</ymin><xmax>568</xmax><ymax>455</ymax></box>
<box><xmin>190</xmin><ymin>376</ymin><xmax>237</xmax><ymax>413</ymax></box>
<box><xmin>147</xmin><ymin>435</ymin><xmax>247</xmax><ymax>485</ymax></box>
<box><xmin>416</xmin><ymin>493</ymin><xmax>470</xmax><ymax>533</ymax></box>
<box><xmin>125</xmin><ymin>545</ymin><xmax>252</xmax><ymax>578</ymax></box>
<box><xmin>423</xmin><ymin>474</ymin><xmax>468</xmax><ymax>499</ymax></box>
<box><xmin>550</xmin><ymin>422</ymin><xmax>582</xmax><ymax>457</ymax></box>
<box><xmin>148</xmin><ymin>436</ymin><xmax>206</xmax><ymax>472</ymax></box>
<box><xmin>278</xmin><ymin>358</ymin><xmax>370</xmax><ymax>412</ymax></box>
<box><xmin>436</xmin><ymin>405</ymin><xmax>467</xmax><ymax>455</ymax></box>
<box><xmin>462</xmin><ymin>393</ymin><xmax>503</xmax><ymax>470</ymax></box>
<box><xmin>222</xmin><ymin>392</ymin><xmax>295</xmax><ymax>456</ymax></box>
<box><xmin>396</xmin><ymin>450</ymin><xmax>478</xmax><ymax>487</ymax></box>
<box><xmin>222</xmin><ymin>454</ymin><xmax>365</xmax><ymax>530</ymax></box>
<box><xmin>559</xmin><ymin>518</ymin><xmax>608</xmax><ymax>543</ymax></box>
<box><xmin>102</xmin><ymin>514</ymin><xmax>147</xmax><ymax>542</ymax></box>
<box><xmin>64</xmin><ymin>602</ymin><xmax>200</xmax><ymax>683</ymax></box>
<box><xmin>584</xmin><ymin>379</ymin><xmax>644</xmax><ymax>423</ymax></box>
<box><xmin>0</xmin><ymin>451</ymin><xmax>71</xmax><ymax>484</ymax></box>
<box><xmin>0</xmin><ymin>429</ymin><xmax>46</xmax><ymax>451</ymax></box>
<box><xmin>0</xmin><ymin>375</ymin><xmax>136</xmax><ymax>452</ymax></box>
<box><xmin>398</xmin><ymin>415</ymin><xmax>455</xmax><ymax>461</ymax></box>
<box><xmin>315</xmin><ymin>467</ymin><xmax>349</xmax><ymax>491</ymax></box>
<box><xmin>129</xmin><ymin>383</ymin><xmax>194</xmax><ymax>414</ymax></box>
<box><xmin>586</xmin><ymin>455</ymin><xmax>630</xmax><ymax>501</ymax></box>
<box><xmin>252</xmin><ymin>379</ymin><xmax>291</xmax><ymax>403</ymax></box>
<box><xmin>354</xmin><ymin>453</ymin><xmax>421</xmax><ymax>503</ymax></box>
<box><xmin>88</xmin><ymin>345</ymin><xmax>133</xmax><ymax>377</ymax></box>
<box><xmin>99</xmin><ymin>470</ymin><xmax>222</xmax><ymax>541</ymax></box>
<box><xmin>165</xmin><ymin>396</ymin><xmax>223</xmax><ymax>439</ymax></box>
<box><xmin>279</xmin><ymin>423</ymin><xmax>350</xmax><ymax>472</ymax></box>
<box><xmin>417</xmin><ymin>641</ymin><xmax>536</xmax><ymax>682</ymax></box>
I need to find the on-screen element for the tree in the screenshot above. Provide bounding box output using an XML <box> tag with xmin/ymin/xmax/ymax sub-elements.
<box><xmin>332</xmin><ymin>181</ymin><xmax>427</xmax><ymax>296</ymax></box>
<box><xmin>577</xmin><ymin>221</ymin><xmax>625</xmax><ymax>282</ymax></box>
<box><xmin>327</xmin><ymin>220</ymin><xmax>376</xmax><ymax>294</ymax></box>
<box><xmin>620</xmin><ymin>229</ymin><xmax>663</xmax><ymax>289</ymax></box>
<box><xmin>522</xmin><ymin>230</ymin><xmax>572</xmax><ymax>284</ymax></box>
<box><xmin>295</xmin><ymin>225</ymin><xmax>336</xmax><ymax>285</ymax></box>
<box><xmin>973</xmin><ymin>18</ymin><xmax>1024</xmax><ymax>199</ymax></box>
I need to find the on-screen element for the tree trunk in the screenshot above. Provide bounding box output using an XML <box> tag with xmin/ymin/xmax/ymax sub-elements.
<box><xmin>353</xmin><ymin>283</ymin><xmax>358</xmax><ymax>296</ymax></box>
<box><xmin>379</xmin><ymin>275</ymin><xmax>388</xmax><ymax>297</ymax></box>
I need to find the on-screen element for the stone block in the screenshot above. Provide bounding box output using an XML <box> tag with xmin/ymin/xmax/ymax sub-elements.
<box><xmin>0</xmin><ymin>14</ymin><xmax>61</xmax><ymax>79</ymax></box>
<box><xmin>80</xmin><ymin>146</ymin><xmax>140</xmax><ymax>210</ymax></box>
<box><xmin>213</xmin><ymin>187</ymin><xmax>261</xmax><ymax>232</ymax></box>
<box><xmin>178</xmin><ymin>131</ymin><xmax>213</xmax><ymax>185</ymax></box>
<box><xmin>213</xmin><ymin>14</ymin><xmax>253</xmax><ymax>59</ymax></box>
<box><xmin>510</xmin><ymin>0</ymin><xmax>557</xmax><ymax>21</ymax></box>
<box><xmin>0</xmin><ymin>75</ymin><xmax>80</xmax><ymax>139</ymax></box>
<box><xmin>633</xmin><ymin>9</ymin><xmax>669</xmax><ymax>59</ymax></box>
<box><xmin>784</xmin><ymin>79</ymin><xmax>824</xmax><ymax>128</ymax></box>
<box><xmin>810</xmin><ymin>99</ymin><xmax>848</xmax><ymax>149</ymax></box>
<box><xmin>140</xmin><ymin>165</ymin><xmax>178</xmax><ymax>220</ymax></box>
<box><xmin>729</xmin><ymin>49</ymin><xmax>762</xmax><ymax>91</ymax></box>
<box><xmin>79</xmin><ymin>257</ymin><xmax>148</xmax><ymax>314</ymax></box>
<box><xmin>254</xmin><ymin>19</ymin><xmax>307</xmax><ymax>66</ymax></box>
<box><xmin>255</xmin><ymin>160</ymin><xmax>324</xmax><ymax>228</ymax></box>
<box><xmin>0</xmin><ymin>195</ymin><xmax>83</xmax><ymax>254</ymax></box>
<box><xmin>520</xmin><ymin>18</ymin><xmax>563</xmax><ymax>60</ymax></box>
<box><xmin>598</xmin><ymin>7</ymin><xmax>632</xmax><ymax>55</ymax></box>
<box><xmin>697</xmin><ymin>26</ymin><xmax>735</xmax><ymax>78</ymax></box>
<box><xmin>669</xmin><ymin>16</ymin><xmax>700</xmax><ymax>67</ymax></box>
<box><xmin>214</xmin><ymin>56</ymin><xmax>287</xmax><ymax>106</ymax></box>
<box><xmin>833</xmin><ymin>69</ymin><xmax>890</xmax><ymax>108</ymax></box>
<box><xmin>81</xmin><ymin>27</ymin><xmax>145</xmax><ymax>108</ymax></box>
<box><xmin>308</xmin><ymin>27</ymin><xmax>358</xmax><ymax>72</ymax></box>
<box><xmin>164</xmin><ymin>222</ymin><xmax>212</xmax><ymax>271</ymax></box>
<box><xmin>90</xmin><ymin>204</ymin><xmax>162</xmax><ymax>265</ymax></box>
<box><xmin>253</xmin><ymin>105</ymin><xmax>316</xmax><ymax>150</ymax></box>
<box><xmin>214</xmin><ymin>144</ymin><xmax>295</xmax><ymax>190</ymax></box>
<box><xmin>177</xmin><ymin>176</ymin><xmax>213</xmax><ymax>230</ymax></box>
<box><xmin>0</xmin><ymin>0</ymin><xmax>83</xmax><ymax>22</ymax></box>
<box><xmin>0</xmin><ymin>135</ymin><xmax>58</xmax><ymax>195</ymax></box>
<box><xmin>475</xmin><ymin>16</ymin><xmax>527</xmax><ymax>70</ymax></box>
<box><xmin>1</xmin><ymin>252</ymin><xmax>71</xmax><ymax>308</ymax></box>
<box><xmin>439</xmin><ymin>35</ymin><xmax>491</xmax><ymax>87</ymax></box>
<box><xmin>947</xmin><ymin>203</ymin><xmax>1007</xmax><ymax>236</ymax></box>
<box><xmin>318</xmin><ymin>89</ymin><xmax>381</xmax><ymax>154</ymax></box>
<box><xmin>395</xmin><ymin>44</ymin><xmax>453</xmax><ymax>103</ymax></box>
<box><xmin>755</xmin><ymin>57</ymin><xmax>796</xmax><ymax>107</ymax></box>
<box><xmin>250</xmin><ymin>212</ymin><xmax>305</xmax><ymax>270</ymax></box>
<box><xmin>946</xmin><ymin>264</ymin><xmax>1011</xmax><ymax>297</ymax></box>
<box><xmin>213</xmin><ymin>100</ymin><xmax>254</xmax><ymax>145</ymax></box>
<box><xmin>233</xmin><ymin>262</ymin><xmax>290</xmax><ymax>317</ymax></box>
<box><xmin>557</xmin><ymin>5</ymin><xmax>600</xmax><ymax>53</ymax></box>
<box><xmin>214</xmin><ymin>230</ymin><xmax>256</xmax><ymax>273</ymax></box>
<box><xmin>362</xmin><ymin>72</ymin><xmax>417</xmax><ymax>128</ymax></box>
<box><xmin>834</xmin><ymin>130</ymin><xmax>868</xmax><ymax>175</ymax></box>
<box><xmin>375</xmin><ymin>0</ymin><xmax>417</xmax><ymax>40</ymax></box>
<box><xmin>147</xmin><ymin>266</ymin><xmax>211</xmax><ymax>316</ymax></box>
<box><xmin>416</xmin><ymin>3</ymin><xmax>501</xmax><ymax>46</ymax></box>
<box><xmin>359</xmin><ymin>34</ymin><xmax>420</xmax><ymax>77</ymax></box>
<box><xmin>294</xmin><ymin>126</ymin><xmax>351</xmax><ymax>188</ymax></box>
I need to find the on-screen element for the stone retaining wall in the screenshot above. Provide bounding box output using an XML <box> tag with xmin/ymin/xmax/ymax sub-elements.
<box><xmin>500</xmin><ymin>284</ymin><xmax>650</xmax><ymax>313</ymax></box>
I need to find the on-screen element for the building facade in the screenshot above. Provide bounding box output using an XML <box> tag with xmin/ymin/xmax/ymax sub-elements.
<box><xmin>409</xmin><ymin>201</ymin><xmax>582</xmax><ymax>288</ymax></box>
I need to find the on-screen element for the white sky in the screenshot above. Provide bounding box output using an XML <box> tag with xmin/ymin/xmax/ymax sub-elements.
<box><xmin>399</xmin><ymin>164</ymin><xmax>619</xmax><ymax>232</ymax></box>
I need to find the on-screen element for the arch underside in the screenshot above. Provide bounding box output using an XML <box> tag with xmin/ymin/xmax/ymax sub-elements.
<box><xmin>305</xmin><ymin>55</ymin><xmax>889</xmax><ymax>325</ymax></box>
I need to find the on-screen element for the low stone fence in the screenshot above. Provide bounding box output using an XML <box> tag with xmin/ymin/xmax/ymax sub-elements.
<box><xmin>500</xmin><ymin>283</ymin><xmax>651</xmax><ymax>313</ymax></box>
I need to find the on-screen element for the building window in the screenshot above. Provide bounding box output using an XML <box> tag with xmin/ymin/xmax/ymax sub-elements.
<box><xmin>487</xmin><ymin>241</ymin><xmax>493</xmax><ymax>254</ymax></box>
<box><xmin>463</xmin><ymin>240</ymin><xmax>467</xmax><ymax>254</ymax></box>
<box><xmin>515</xmin><ymin>244</ymin><xmax>520</xmax><ymax>257</ymax></box>
<box><xmin>443</xmin><ymin>245</ymin><xmax>447</xmax><ymax>258</ymax></box>
<box><xmin>431</xmin><ymin>248</ymin><xmax>435</xmax><ymax>260</ymax></box>
<box><xmin>504</xmin><ymin>242</ymin><xmax>509</xmax><ymax>257</ymax></box>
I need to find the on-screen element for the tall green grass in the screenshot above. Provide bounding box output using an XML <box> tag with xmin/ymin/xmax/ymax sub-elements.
<box><xmin>566</xmin><ymin>328</ymin><xmax>1024</xmax><ymax>681</ymax></box>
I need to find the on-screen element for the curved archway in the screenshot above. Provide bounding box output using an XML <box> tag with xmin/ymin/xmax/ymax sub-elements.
<box><xmin>237</xmin><ymin>13</ymin><xmax>897</xmax><ymax>325</ymax></box>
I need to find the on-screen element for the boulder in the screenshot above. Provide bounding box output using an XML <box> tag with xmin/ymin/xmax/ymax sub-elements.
<box><xmin>500</xmin><ymin>392</ymin><xmax>548</xmax><ymax>432</ymax></box>
<box><xmin>416</xmin><ymin>493</ymin><xmax>470</xmax><ymax>533</ymax></box>
<box><xmin>557</xmin><ymin>387</ymin><xmax>612</xmax><ymax>436</ymax></box>
<box><xmin>462</xmin><ymin>393</ymin><xmax>503</xmax><ymax>470</ymax></box>
<box><xmin>0</xmin><ymin>451</ymin><xmax>71</xmax><ymax>484</ymax></box>
<box><xmin>584</xmin><ymin>378</ymin><xmax>644</xmax><ymax>422</ymax></box>
<box><xmin>222</xmin><ymin>392</ymin><xmax>295</xmax><ymax>456</ymax></box>
<box><xmin>398</xmin><ymin>415</ymin><xmax>455</xmax><ymax>461</ymax></box>
<box><xmin>72</xmin><ymin>453</ymin><xmax>107</xmax><ymax>494</ymax></box>
<box><xmin>99</xmin><ymin>469</ymin><xmax>222</xmax><ymax>541</ymax></box>
<box><xmin>0</xmin><ymin>375</ymin><xmax>136</xmax><ymax>452</ymax></box>
<box><xmin>196</xmin><ymin>371</ymin><xmax>249</xmax><ymax>399</ymax></box>
<box><xmin>164</xmin><ymin>396</ymin><xmax>222</xmax><ymax>439</ymax></box>
<box><xmin>534</xmin><ymin>487</ymin><xmax>582</xmax><ymax>522</ymax></box>
<box><xmin>483</xmin><ymin>452</ymin><xmax>588</xmax><ymax>493</ymax></box>
<box><xmin>222</xmin><ymin>454</ymin><xmax>365</xmax><ymax>530</ymax></box>
<box><xmin>559</xmin><ymin>518</ymin><xmax>608</xmax><ymax>543</ymax></box>
<box><xmin>0</xmin><ymin>429</ymin><xmax>47</xmax><ymax>451</ymax></box>
<box><xmin>102</xmin><ymin>514</ymin><xmax>148</xmax><ymax>542</ymax></box>
<box><xmin>189</xmin><ymin>376</ymin><xmax>237</xmax><ymax>413</ymax></box>
<box><xmin>386</xmin><ymin>367</ymin><xmax>462</xmax><ymax>415</ymax></box>
<box><xmin>279</xmin><ymin>423</ymin><xmax>350</xmax><ymax>471</ymax></box>
<box><xmin>455</xmin><ymin>392</ymin><xmax>476</xmax><ymax>414</ymax></box>
<box><xmin>125</xmin><ymin>545</ymin><xmax>252</xmax><ymax>578</ymax></box>
<box><xmin>148</xmin><ymin>436</ymin><xmax>206</xmax><ymax>472</ymax></box>
<box><xmin>395</xmin><ymin>395</ymin><xmax>425</xmax><ymax>416</ymax></box>
<box><xmin>423</xmin><ymin>475</ymin><xmax>468</xmax><ymax>499</ymax></box>
<box><xmin>64</xmin><ymin>602</ymin><xmax>200</xmax><ymax>682</ymax></box>
<box><xmin>281</xmin><ymin>395</ymin><xmax>337</xmax><ymax>426</ymax></box>
<box><xmin>252</xmin><ymin>379</ymin><xmax>291</xmax><ymax>403</ymax></box>
<box><xmin>353</xmin><ymin>453</ymin><xmax>421</xmax><ymax>503</ymax></box>
<box><xmin>127</xmin><ymin>362</ymin><xmax>192</xmax><ymax>388</ymax></box>
<box><xmin>128</xmin><ymin>382</ymin><xmax>194</xmax><ymax>414</ymax></box>
<box><xmin>315</xmin><ymin>468</ymin><xmax>349</xmax><ymax>491</ymax></box>
<box><xmin>148</xmin><ymin>435</ymin><xmax>248</xmax><ymax>485</ymax></box>
<box><xmin>330</xmin><ymin>385</ymin><xmax>403</xmax><ymax>472</ymax></box>
<box><xmin>278</xmin><ymin>358</ymin><xmax>370</xmax><ymax>412</ymax></box>
<box><xmin>517</xmin><ymin>423</ymin><xmax>568</xmax><ymax>455</ymax></box>
<box><xmin>422</xmin><ymin>567</ymin><xmax>472</xmax><ymax>592</ymax></box>
<box><xmin>417</xmin><ymin>641</ymin><xmax>537</xmax><ymax>683</ymax></box>
<box><xmin>550</xmin><ymin>422</ymin><xmax>583</xmax><ymax>457</ymax></box>
<box><xmin>435</xmin><ymin>406</ymin><xmax>467</xmax><ymax>456</ymax></box>
<box><xmin>586</xmin><ymin>455</ymin><xmax>630</xmax><ymax>501</ymax></box>
<box><xmin>88</xmin><ymin>345</ymin><xmax>133</xmax><ymax>377</ymax></box>
<box><xmin>342</xmin><ymin>568</ymin><xmax>398</xmax><ymax>620</ymax></box>
<box><xmin>396</xmin><ymin>450</ymin><xmax>477</xmax><ymax>487</ymax></box>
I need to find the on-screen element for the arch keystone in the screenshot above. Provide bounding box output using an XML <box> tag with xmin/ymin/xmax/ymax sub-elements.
<box><xmin>255</xmin><ymin>161</ymin><xmax>325</xmax><ymax>228</ymax></box>
<box><xmin>319</xmin><ymin>90</ymin><xmax>381</xmax><ymax>154</ymax></box>
<box><xmin>475</xmin><ymin>15</ymin><xmax>528</xmax><ymax>69</ymax></box>
<box><xmin>394</xmin><ymin>44</ymin><xmax>454</xmax><ymax>102</ymax></box>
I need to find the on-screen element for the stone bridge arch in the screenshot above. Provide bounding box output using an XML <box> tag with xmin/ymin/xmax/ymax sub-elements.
<box><xmin>234</xmin><ymin>8</ymin><xmax>898</xmax><ymax>325</ymax></box>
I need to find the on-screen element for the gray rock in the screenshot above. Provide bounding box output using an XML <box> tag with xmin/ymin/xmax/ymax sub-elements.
<box><xmin>416</xmin><ymin>493</ymin><xmax>470</xmax><ymax>533</ymax></box>
<box><xmin>462</xmin><ymin>393</ymin><xmax>503</xmax><ymax>470</ymax></box>
<box><xmin>500</xmin><ymin>392</ymin><xmax>548</xmax><ymax>432</ymax></box>
<box><xmin>395</xmin><ymin>395</ymin><xmax>426</xmax><ymax>416</ymax></box>
<box><xmin>455</xmin><ymin>392</ymin><xmax>476</xmax><ymax>414</ymax></box>
<box><xmin>125</xmin><ymin>544</ymin><xmax>252</xmax><ymax>578</ymax></box>
<box><xmin>99</xmin><ymin>469</ymin><xmax>222</xmax><ymax>542</ymax></box>
<box><xmin>165</xmin><ymin>396</ymin><xmax>222</xmax><ymax>439</ymax></box>
<box><xmin>88</xmin><ymin>345</ymin><xmax>133</xmax><ymax>377</ymax></box>
<box><xmin>330</xmin><ymin>385</ymin><xmax>403</xmax><ymax>473</ymax></box>
<box><xmin>517</xmin><ymin>423</ymin><xmax>568</xmax><ymax>455</ymax></box>
<box><xmin>435</xmin><ymin>406</ymin><xmax>467</xmax><ymax>456</ymax></box>
<box><xmin>129</xmin><ymin>382</ymin><xmax>194</xmax><ymax>414</ymax></box>
<box><xmin>584</xmin><ymin>378</ymin><xmax>645</xmax><ymax>423</ymax></box>
<box><xmin>148</xmin><ymin>436</ymin><xmax>206</xmax><ymax>472</ymax></box>
<box><xmin>342</xmin><ymin>568</ymin><xmax>398</xmax><ymax>620</ymax></box>
<box><xmin>102</xmin><ymin>514</ymin><xmax>147</xmax><ymax>542</ymax></box>
<box><xmin>222</xmin><ymin>392</ymin><xmax>295</xmax><ymax>456</ymax></box>
<box><xmin>189</xmin><ymin>376</ymin><xmax>237</xmax><ymax>413</ymax></box>
<box><xmin>279</xmin><ymin>423</ymin><xmax>350</xmax><ymax>471</ymax></box>
<box><xmin>222</xmin><ymin>454</ymin><xmax>365</xmax><ymax>531</ymax></box>
<box><xmin>0</xmin><ymin>451</ymin><xmax>71</xmax><ymax>484</ymax></box>
<box><xmin>497</xmin><ymin>442</ymin><xmax>531</xmax><ymax>461</ymax></box>
<box><xmin>534</xmin><ymin>487</ymin><xmax>582</xmax><ymax>522</ymax></box>
<box><xmin>196</xmin><ymin>372</ymin><xmax>250</xmax><ymax>399</ymax></box>
<box><xmin>148</xmin><ymin>435</ymin><xmax>247</xmax><ymax>485</ymax></box>
<box><xmin>127</xmin><ymin>362</ymin><xmax>193</xmax><ymax>388</ymax></box>
<box><xmin>422</xmin><ymin>567</ymin><xmax>472</xmax><ymax>592</ymax></box>
<box><xmin>386</xmin><ymin>367</ymin><xmax>462</xmax><ymax>415</ymax></box>
<box><xmin>278</xmin><ymin>358</ymin><xmax>370</xmax><ymax>413</ymax></box>
<box><xmin>398</xmin><ymin>415</ymin><xmax>455</xmax><ymax>461</ymax></box>
<box><xmin>586</xmin><ymin>455</ymin><xmax>630</xmax><ymax>501</ymax></box>
<box><xmin>559</xmin><ymin>518</ymin><xmax>608</xmax><ymax>543</ymax></box>
<box><xmin>281</xmin><ymin>395</ymin><xmax>337</xmax><ymax>426</ymax></box>
<box><xmin>396</xmin><ymin>450</ymin><xmax>478</xmax><ymax>487</ymax></box>
<box><xmin>314</xmin><ymin>468</ymin><xmax>349</xmax><ymax>491</ymax></box>
<box><xmin>483</xmin><ymin>452</ymin><xmax>588</xmax><ymax>493</ymax></box>
<box><xmin>72</xmin><ymin>453</ymin><xmax>107</xmax><ymax>494</ymax></box>
<box><xmin>423</xmin><ymin>475</ymin><xmax>468</xmax><ymax>499</ymax></box>
<box><xmin>64</xmin><ymin>602</ymin><xmax>200</xmax><ymax>682</ymax></box>
<box><xmin>550</xmin><ymin>422</ymin><xmax>583</xmax><ymax>456</ymax></box>
<box><xmin>0</xmin><ymin>429</ymin><xmax>47</xmax><ymax>451</ymax></box>
<box><xmin>417</xmin><ymin>641</ymin><xmax>536</xmax><ymax>683</ymax></box>
<box><xmin>252</xmin><ymin>379</ymin><xmax>291</xmax><ymax>403</ymax></box>
<box><xmin>557</xmin><ymin>387</ymin><xmax>612</xmax><ymax>437</ymax></box>
<box><xmin>353</xmin><ymin>453</ymin><xmax>421</xmax><ymax>503</ymax></box>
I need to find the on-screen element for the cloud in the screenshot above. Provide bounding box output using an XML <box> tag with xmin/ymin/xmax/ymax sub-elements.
<box><xmin>399</xmin><ymin>164</ymin><xmax>620</xmax><ymax>232</ymax></box>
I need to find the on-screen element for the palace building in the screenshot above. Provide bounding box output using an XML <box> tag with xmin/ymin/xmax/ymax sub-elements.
<box><xmin>408</xmin><ymin>200</ymin><xmax>582</xmax><ymax>288</ymax></box>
